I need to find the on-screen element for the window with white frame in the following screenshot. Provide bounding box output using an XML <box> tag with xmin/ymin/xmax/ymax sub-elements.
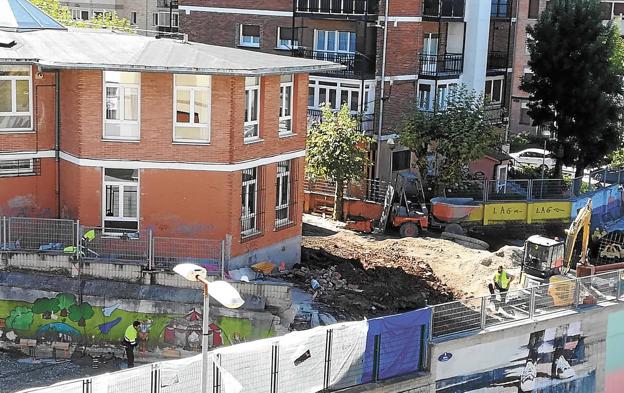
<box><xmin>315</xmin><ymin>30</ymin><xmax>356</xmax><ymax>53</ymax></box>
<box><xmin>240</xmin><ymin>25</ymin><xmax>260</xmax><ymax>47</ymax></box>
<box><xmin>275</xmin><ymin>160</ymin><xmax>291</xmax><ymax>227</ymax></box>
<box><xmin>174</xmin><ymin>74</ymin><xmax>211</xmax><ymax>142</ymax></box>
<box><xmin>153</xmin><ymin>12</ymin><xmax>158</xmax><ymax>26</ymax></box>
<box><xmin>437</xmin><ymin>83</ymin><xmax>457</xmax><ymax>110</ymax></box>
<box><xmin>103</xmin><ymin>168</ymin><xmax>139</xmax><ymax>233</ymax></box>
<box><xmin>0</xmin><ymin>159</ymin><xmax>34</xmax><ymax>176</ymax></box>
<box><xmin>244</xmin><ymin>77</ymin><xmax>260</xmax><ymax>141</ymax></box>
<box><xmin>308</xmin><ymin>79</ymin><xmax>373</xmax><ymax>113</ymax></box>
<box><xmin>241</xmin><ymin>167</ymin><xmax>259</xmax><ymax>236</ymax></box>
<box><xmin>130</xmin><ymin>11</ymin><xmax>137</xmax><ymax>24</ymax></box>
<box><xmin>417</xmin><ymin>84</ymin><xmax>432</xmax><ymax>111</ymax></box>
<box><xmin>153</xmin><ymin>12</ymin><xmax>179</xmax><ymax>27</ymax></box>
<box><xmin>485</xmin><ymin>78</ymin><xmax>503</xmax><ymax>104</ymax></box>
<box><xmin>103</xmin><ymin>71</ymin><xmax>140</xmax><ymax>140</ymax></box>
<box><xmin>71</xmin><ymin>9</ymin><xmax>89</xmax><ymax>20</ymax></box>
<box><xmin>0</xmin><ymin>65</ymin><xmax>32</xmax><ymax>131</ymax></box>
<box><xmin>279</xmin><ymin>75</ymin><xmax>293</xmax><ymax>135</ymax></box>
<box><xmin>277</xmin><ymin>27</ymin><xmax>298</xmax><ymax>49</ymax></box>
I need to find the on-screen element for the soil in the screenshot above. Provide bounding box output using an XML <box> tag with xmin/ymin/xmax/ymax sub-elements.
<box><xmin>286</xmin><ymin>215</ymin><xmax>525</xmax><ymax>321</ymax></box>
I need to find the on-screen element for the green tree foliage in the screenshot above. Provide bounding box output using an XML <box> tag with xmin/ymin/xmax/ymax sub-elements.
<box><xmin>306</xmin><ymin>104</ymin><xmax>372</xmax><ymax>220</ymax></box>
<box><xmin>68</xmin><ymin>302</ymin><xmax>94</xmax><ymax>327</ymax></box>
<box><xmin>522</xmin><ymin>0</ymin><xmax>624</xmax><ymax>177</ymax></box>
<box><xmin>32</xmin><ymin>297</ymin><xmax>60</xmax><ymax>319</ymax></box>
<box><xmin>608</xmin><ymin>148</ymin><xmax>624</xmax><ymax>168</ymax></box>
<box><xmin>6</xmin><ymin>306</ymin><xmax>34</xmax><ymax>330</ymax></box>
<box><xmin>31</xmin><ymin>0</ymin><xmax>133</xmax><ymax>30</ymax></box>
<box><xmin>398</xmin><ymin>86</ymin><xmax>498</xmax><ymax>187</ymax></box>
<box><xmin>55</xmin><ymin>293</ymin><xmax>76</xmax><ymax>317</ymax></box>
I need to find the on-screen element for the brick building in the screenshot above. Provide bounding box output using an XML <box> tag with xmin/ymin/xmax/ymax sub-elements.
<box><xmin>179</xmin><ymin>0</ymin><xmax>516</xmax><ymax>183</ymax></box>
<box><xmin>0</xmin><ymin>0</ymin><xmax>338</xmax><ymax>268</ymax></box>
<box><xmin>509</xmin><ymin>0</ymin><xmax>624</xmax><ymax>135</ymax></box>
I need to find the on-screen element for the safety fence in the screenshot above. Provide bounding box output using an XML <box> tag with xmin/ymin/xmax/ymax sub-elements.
<box><xmin>304</xmin><ymin>177</ymin><xmax>389</xmax><ymax>204</ymax></box>
<box><xmin>18</xmin><ymin>309</ymin><xmax>431</xmax><ymax>393</ymax></box>
<box><xmin>430</xmin><ymin>269</ymin><xmax>623</xmax><ymax>338</ymax></box>
<box><xmin>0</xmin><ymin>216</ymin><xmax>229</xmax><ymax>275</ymax></box>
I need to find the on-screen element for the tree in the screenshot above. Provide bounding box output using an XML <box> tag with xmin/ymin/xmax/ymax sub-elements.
<box><xmin>68</xmin><ymin>302</ymin><xmax>94</xmax><ymax>327</ymax></box>
<box><xmin>522</xmin><ymin>0</ymin><xmax>624</xmax><ymax>177</ymax></box>
<box><xmin>306</xmin><ymin>104</ymin><xmax>372</xmax><ymax>221</ymax></box>
<box><xmin>55</xmin><ymin>293</ymin><xmax>76</xmax><ymax>317</ymax></box>
<box><xmin>31</xmin><ymin>0</ymin><xmax>133</xmax><ymax>30</ymax></box>
<box><xmin>32</xmin><ymin>297</ymin><xmax>60</xmax><ymax>319</ymax></box>
<box><xmin>398</xmin><ymin>86</ymin><xmax>499</xmax><ymax>188</ymax></box>
<box><xmin>6</xmin><ymin>306</ymin><xmax>34</xmax><ymax>330</ymax></box>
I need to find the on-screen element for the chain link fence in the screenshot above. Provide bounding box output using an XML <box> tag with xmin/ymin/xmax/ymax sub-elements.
<box><xmin>0</xmin><ymin>216</ymin><xmax>228</xmax><ymax>275</ymax></box>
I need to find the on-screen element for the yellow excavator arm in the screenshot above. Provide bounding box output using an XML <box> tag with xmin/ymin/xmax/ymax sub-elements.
<box><xmin>562</xmin><ymin>199</ymin><xmax>592</xmax><ymax>274</ymax></box>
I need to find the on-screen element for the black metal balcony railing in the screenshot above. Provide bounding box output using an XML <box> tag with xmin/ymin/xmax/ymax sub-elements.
<box><xmin>484</xmin><ymin>105</ymin><xmax>506</xmax><ymax>125</ymax></box>
<box><xmin>293</xmin><ymin>48</ymin><xmax>375</xmax><ymax>78</ymax></box>
<box><xmin>418</xmin><ymin>53</ymin><xmax>463</xmax><ymax>77</ymax></box>
<box><xmin>491</xmin><ymin>0</ymin><xmax>512</xmax><ymax>18</ymax></box>
<box><xmin>423</xmin><ymin>0</ymin><xmax>465</xmax><ymax>18</ymax></box>
<box><xmin>295</xmin><ymin>0</ymin><xmax>379</xmax><ymax>15</ymax></box>
<box><xmin>307</xmin><ymin>108</ymin><xmax>375</xmax><ymax>133</ymax></box>
<box><xmin>487</xmin><ymin>51</ymin><xmax>508</xmax><ymax>70</ymax></box>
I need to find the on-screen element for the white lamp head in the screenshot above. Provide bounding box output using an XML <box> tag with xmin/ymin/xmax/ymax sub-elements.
<box><xmin>209</xmin><ymin>281</ymin><xmax>245</xmax><ymax>309</ymax></box>
<box><xmin>173</xmin><ymin>263</ymin><xmax>207</xmax><ymax>282</ymax></box>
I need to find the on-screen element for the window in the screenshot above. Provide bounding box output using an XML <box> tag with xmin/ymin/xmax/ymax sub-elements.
<box><xmin>244</xmin><ymin>77</ymin><xmax>260</xmax><ymax>141</ymax></box>
<box><xmin>485</xmin><ymin>78</ymin><xmax>503</xmax><ymax>104</ymax></box>
<box><xmin>528</xmin><ymin>0</ymin><xmax>539</xmax><ymax>19</ymax></box>
<box><xmin>174</xmin><ymin>74</ymin><xmax>211</xmax><ymax>143</ymax></box>
<box><xmin>525</xmin><ymin>33</ymin><xmax>532</xmax><ymax>55</ymax></box>
<box><xmin>275</xmin><ymin>160</ymin><xmax>291</xmax><ymax>227</ymax></box>
<box><xmin>240</xmin><ymin>25</ymin><xmax>260</xmax><ymax>47</ymax></box>
<box><xmin>241</xmin><ymin>167</ymin><xmax>263</xmax><ymax>238</ymax></box>
<box><xmin>277</xmin><ymin>27</ymin><xmax>298</xmax><ymax>49</ymax></box>
<box><xmin>0</xmin><ymin>65</ymin><xmax>31</xmax><ymax>131</ymax></box>
<box><xmin>153</xmin><ymin>12</ymin><xmax>179</xmax><ymax>27</ymax></box>
<box><xmin>520</xmin><ymin>104</ymin><xmax>532</xmax><ymax>125</ymax></box>
<box><xmin>599</xmin><ymin>2</ymin><xmax>613</xmax><ymax>20</ymax></box>
<box><xmin>103</xmin><ymin>71</ymin><xmax>140</xmax><ymax>140</ymax></box>
<box><xmin>279</xmin><ymin>75</ymin><xmax>293</xmax><ymax>135</ymax></box>
<box><xmin>392</xmin><ymin>150</ymin><xmax>411</xmax><ymax>172</ymax></box>
<box><xmin>308</xmin><ymin>79</ymin><xmax>373</xmax><ymax>113</ymax></box>
<box><xmin>437</xmin><ymin>83</ymin><xmax>457</xmax><ymax>110</ymax></box>
<box><xmin>314</xmin><ymin>30</ymin><xmax>356</xmax><ymax>53</ymax></box>
<box><xmin>0</xmin><ymin>159</ymin><xmax>35</xmax><ymax>177</ymax></box>
<box><xmin>130</xmin><ymin>12</ymin><xmax>137</xmax><ymax>24</ymax></box>
<box><xmin>418</xmin><ymin>84</ymin><xmax>432</xmax><ymax>111</ymax></box>
<box><xmin>103</xmin><ymin>168</ymin><xmax>139</xmax><ymax>233</ymax></box>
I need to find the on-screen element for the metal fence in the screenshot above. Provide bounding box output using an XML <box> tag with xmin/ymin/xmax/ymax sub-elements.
<box><xmin>430</xmin><ymin>269</ymin><xmax>624</xmax><ymax>338</ymax></box>
<box><xmin>0</xmin><ymin>216</ymin><xmax>229</xmax><ymax>275</ymax></box>
<box><xmin>304</xmin><ymin>177</ymin><xmax>389</xmax><ymax>204</ymax></box>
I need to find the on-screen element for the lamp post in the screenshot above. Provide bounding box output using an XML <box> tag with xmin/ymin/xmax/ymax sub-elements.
<box><xmin>173</xmin><ymin>263</ymin><xmax>244</xmax><ymax>393</ymax></box>
<box><xmin>387</xmin><ymin>136</ymin><xmax>396</xmax><ymax>182</ymax></box>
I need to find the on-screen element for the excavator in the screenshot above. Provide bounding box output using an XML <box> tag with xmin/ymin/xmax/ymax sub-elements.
<box><xmin>518</xmin><ymin>200</ymin><xmax>594</xmax><ymax>306</ymax></box>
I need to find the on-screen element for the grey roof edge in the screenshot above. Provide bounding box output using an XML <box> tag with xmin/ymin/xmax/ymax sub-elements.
<box><xmin>0</xmin><ymin>58</ymin><xmax>346</xmax><ymax>75</ymax></box>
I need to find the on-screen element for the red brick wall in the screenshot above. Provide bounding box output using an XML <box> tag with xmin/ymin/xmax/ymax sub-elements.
<box><xmin>180</xmin><ymin>0</ymin><xmax>291</xmax><ymax>11</ymax></box>
<box><xmin>0</xmin><ymin>158</ymin><xmax>57</xmax><ymax>217</ymax></box>
<box><xmin>59</xmin><ymin>160</ymin><xmax>101</xmax><ymax>225</ymax></box>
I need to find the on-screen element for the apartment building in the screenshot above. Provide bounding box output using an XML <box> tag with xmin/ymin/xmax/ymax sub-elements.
<box><xmin>509</xmin><ymin>0</ymin><xmax>624</xmax><ymax>135</ymax></box>
<box><xmin>179</xmin><ymin>0</ymin><xmax>515</xmax><ymax>183</ymax></box>
<box><xmin>59</xmin><ymin>0</ymin><xmax>179</xmax><ymax>34</ymax></box>
<box><xmin>0</xmin><ymin>0</ymin><xmax>338</xmax><ymax>268</ymax></box>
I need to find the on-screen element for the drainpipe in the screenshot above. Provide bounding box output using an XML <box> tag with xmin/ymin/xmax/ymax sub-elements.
<box><xmin>374</xmin><ymin>0</ymin><xmax>389</xmax><ymax>179</ymax></box>
<box><xmin>55</xmin><ymin>70</ymin><xmax>61</xmax><ymax>218</ymax></box>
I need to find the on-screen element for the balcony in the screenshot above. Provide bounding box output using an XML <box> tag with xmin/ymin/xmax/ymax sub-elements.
<box><xmin>295</xmin><ymin>0</ymin><xmax>378</xmax><ymax>18</ymax></box>
<box><xmin>487</xmin><ymin>51</ymin><xmax>508</xmax><ymax>72</ymax></box>
<box><xmin>307</xmin><ymin>108</ymin><xmax>375</xmax><ymax>133</ymax></box>
<box><xmin>422</xmin><ymin>0</ymin><xmax>465</xmax><ymax>19</ymax></box>
<box><xmin>490</xmin><ymin>0</ymin><xmax>512</xmax><ymax>18</ymax></box>
<box><xmin>418</xmin><ymin>53</ymin><xmax>463</xmax><ymax>78</ymax></box>
<box><xmin>484</xmin><ymin>105</ymin><xmax>506</xmax><ymax>125</ymax></box>
<box><xmin>292</xmin><ymin>48</ymin><xmax>375</xmax><ymax>79</ymax></box>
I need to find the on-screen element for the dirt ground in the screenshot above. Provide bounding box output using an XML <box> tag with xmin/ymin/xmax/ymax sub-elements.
<box><xmin>285</xmin><ymin>215</ymin><xmax>524</xmax><ymax>321</ymax></box>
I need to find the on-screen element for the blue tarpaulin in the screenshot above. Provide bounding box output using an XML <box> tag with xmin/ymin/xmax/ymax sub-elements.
<box><xmin>361</xmin><ymin>308</ymin><xmax>431</xmax><ymax>383</ymax></box>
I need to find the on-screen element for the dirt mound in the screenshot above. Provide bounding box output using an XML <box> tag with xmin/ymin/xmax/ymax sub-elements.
<box><xmin>285</xmin><ymin>246</ymin><xmax>455</xmax><ymax>321</ymax></box>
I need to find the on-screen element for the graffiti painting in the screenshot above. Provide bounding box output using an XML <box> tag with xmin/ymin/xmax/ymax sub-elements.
<box><xmin>436</xmin><ymin>322</ymin><xmax>596</xmax><ymax>393</ymax></box>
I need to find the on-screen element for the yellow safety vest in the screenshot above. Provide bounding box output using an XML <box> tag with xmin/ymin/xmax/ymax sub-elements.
<box><xmin>494</xmin><ymin>271</ymin><xmax>511</xmax><ymax>289</ymax></box>
<box><xmin>124</xmin><ymin>325</ymin><xmax>138</xmax><ymax>344</ymax></box>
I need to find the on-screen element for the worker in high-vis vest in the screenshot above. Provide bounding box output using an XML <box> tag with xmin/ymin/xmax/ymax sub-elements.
<box><xmin>122</xmin><ymin>321</ymin><xmax>140</xmax><ymax>368</ymax></box>
<box><xmin>488</xmin><ymin>265</ymin><xmax>514</xmax><ymax>306</ymax></box>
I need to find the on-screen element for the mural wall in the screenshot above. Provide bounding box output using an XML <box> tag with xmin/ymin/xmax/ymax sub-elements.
<box><xmin>606</xmin><ymin>310</ymin><xmax>624</xmax><ymax>393</ymax></box>
<box><xmin>0</xmin><ymin>294</ymin><xmax>275</xmax><ymax>354</ymax></box>
<box><xmin>435</xmin><ymin>321</ymin><xmax>598</xmax><ymax>393</ymax></box>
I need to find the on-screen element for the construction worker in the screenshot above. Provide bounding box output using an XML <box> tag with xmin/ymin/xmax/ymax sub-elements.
<box><xmin>122</xmin><ymin>321</ymin><xmax>140</xmax><ymax>368</ymax></box>
<box><xmin>488</xmin><ymin>265</ymin><xmax>514</xmax><ymax>306</ymax></box>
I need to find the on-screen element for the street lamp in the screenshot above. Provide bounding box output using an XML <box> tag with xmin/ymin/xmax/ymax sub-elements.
<box><xmin>173</xmin><ymin>263</ymin><xmax>244</xmax><ymax>393</ymax></box>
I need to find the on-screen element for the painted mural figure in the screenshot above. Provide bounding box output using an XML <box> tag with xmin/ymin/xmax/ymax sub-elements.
<box><xmin>138</xmin><ymin>318</ymin><xmax>152</xmax><ymax>354</ymax></box>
